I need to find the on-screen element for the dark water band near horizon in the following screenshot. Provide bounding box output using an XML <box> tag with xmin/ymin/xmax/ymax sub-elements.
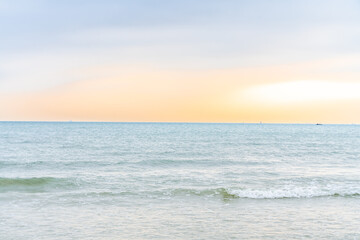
<box><xmin>1</xmin><ymin>122</ymin><xmax>359</xmax><ymax>239</ymax></box>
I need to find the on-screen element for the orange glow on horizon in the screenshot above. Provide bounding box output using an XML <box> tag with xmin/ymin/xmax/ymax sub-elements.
<box><xmin>1</xmin><ymin>58</ymin><xmax>360</xmax><ymax>124</ymax></box>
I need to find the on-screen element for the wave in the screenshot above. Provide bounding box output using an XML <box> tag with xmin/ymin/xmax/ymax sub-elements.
<box><xmin>171</xmin><ymin>188</ymin><xmax>238</xmax><ymax>199</ymax></box>
<box><xmin>0</xmin><ymin>177</ymin><xmax>56</xmax><ymax>186</ymax></box>
<box><xmin>0</xmin><ymin>159</ymin><xmax>275</xmax><ymax>169</ymax></box>
<box><xmin>170</xmin><ymin>187</ymin><xmax>360</xmax><ymax>199</ymax></box>
<box><xmin>228</xmin><ymin>188</ymin><xmax>360</xmax><ymax>199</ymax></box>
<box><xmin>0</xmin><ymin>160</ymin><xmax>114</xmax><ymax>168</ymax></box>
<box><xmin>0</xmin><ymin>177</ymin><xmax>78</xmax><ymax>192</ymax></box>
<box><xmin>129</xmin><ymin>158</ymin><xmax>274</xmax><ymax>167</ymax></box>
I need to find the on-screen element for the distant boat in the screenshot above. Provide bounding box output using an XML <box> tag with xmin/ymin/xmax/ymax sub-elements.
<box><xmin>316</xmin><ymin>123</ymin><xmax>322</xmax><ymax>125</ymax></box>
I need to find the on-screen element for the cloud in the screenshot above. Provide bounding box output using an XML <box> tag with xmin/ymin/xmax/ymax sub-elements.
<box><xmin>242</xmin><ymin>80</ymin><xmax>360</xmax><ymax>105</ymax></box>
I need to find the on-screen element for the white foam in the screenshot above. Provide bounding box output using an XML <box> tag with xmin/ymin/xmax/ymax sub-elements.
<box><xmin>228</xmin><ymin>185</ymin><xmax>360</xmax><ymax>199</ymax></box>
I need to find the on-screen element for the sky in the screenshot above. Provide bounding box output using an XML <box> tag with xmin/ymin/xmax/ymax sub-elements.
<box><xmin>1</xmin><ymin>0</ymin><xmax>360</xmax><ymax>123</ymax></box>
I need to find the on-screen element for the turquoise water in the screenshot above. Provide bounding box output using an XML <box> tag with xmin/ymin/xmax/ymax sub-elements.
<box><xmin>0</xmin><ymin>122</ymin><xmax>359</xmax><ymax>239</ymax></box>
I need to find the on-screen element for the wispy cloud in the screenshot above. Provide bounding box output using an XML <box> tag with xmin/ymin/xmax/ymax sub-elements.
<box><xmin>242</xmin><ymin>80</ymin><xmax>360</xmax><ymax>105</ymax></box>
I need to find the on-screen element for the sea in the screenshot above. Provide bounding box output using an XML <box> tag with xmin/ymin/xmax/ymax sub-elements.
<box><xmin>0</xmin><ymin>122</ymin><xmax>359</xmax><ymax>240</ymax></box>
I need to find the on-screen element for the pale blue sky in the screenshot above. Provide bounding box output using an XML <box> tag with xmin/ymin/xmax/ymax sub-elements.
<box><xmin>1</xmin><ymin>0</ymin><xmax>360</xmax><ymax>92</ymax></box>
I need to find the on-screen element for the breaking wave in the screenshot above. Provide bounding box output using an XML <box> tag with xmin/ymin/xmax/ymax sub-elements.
<box><xmin>170</xmin><ymin>187</ymin><xmax>360</xmax><ymax>199</ymax></box>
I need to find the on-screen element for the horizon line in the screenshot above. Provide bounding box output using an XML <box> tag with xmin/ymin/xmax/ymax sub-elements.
<box><xmin>0</xmin><ymin>120</ymin><xmax>358</xmax><ymax>125</ymax></box>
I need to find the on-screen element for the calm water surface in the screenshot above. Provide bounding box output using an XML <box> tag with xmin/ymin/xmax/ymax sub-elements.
<box><xmin>0</xmin><ymin>122</ymin><xmax>359</xmax><ymax>239</ymax></box>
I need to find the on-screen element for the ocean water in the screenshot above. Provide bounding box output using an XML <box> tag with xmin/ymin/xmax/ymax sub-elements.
<box><xmin>0</xmin><ymin>122</ymin><xmax>359</xmax><ymax>240</ymax></box>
